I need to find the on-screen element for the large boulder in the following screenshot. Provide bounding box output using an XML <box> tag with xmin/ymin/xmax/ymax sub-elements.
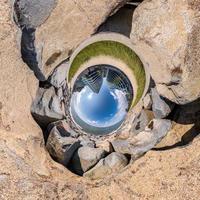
<box><xmin>46</xmin><ymin>126</ymin><xmax>81</xmax><ymax>166</ymax></box>
<box><xmin>131</xmin><ymin>0</ymin><xmax>200</xmax><ymax>104</ymax></box>
<box><xmin>33</xmin><ymin>0</ymin><xmax>128</xmax><ymax>78</ymax></box>
<box><xmin>112</xmin><ymin>119</ymin><xmax>172</xmax><ymax>160</ymax></box>
<box><xmin>31</xmin><ymin>87</ymin><xmax>65</xmax><ymax>128</ymax></box>
<box><xmin>71</xmin><ymin>147</ymin><xmax>106</xmax><ymax>175</ymax></box>
<box><xmin>84</xmin><ymin>152</ymin><xmax>128</xmax><ymax>180</ymax></box>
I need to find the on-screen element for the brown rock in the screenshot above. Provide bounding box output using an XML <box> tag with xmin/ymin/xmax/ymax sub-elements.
<box><xmin>35</xmin><ymin>0</ymin><xmax>128</xmax><ymax>78</ymax></box>
<box><xmin>95</xmin><ymin>140</ymin><xmax>114</xmax><ymax>153</ymax></box>
<box><xmin>131</xmin><ymin>0</ymin><xmax>200</xmax><ymax>104</ymax></box>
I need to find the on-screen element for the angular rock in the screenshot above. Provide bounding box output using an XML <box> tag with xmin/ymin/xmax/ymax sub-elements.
<box><xmin>14</xmin><ymin>0</ymin><xmax>56</xmax><ymax>28</ymax></box>
<box><xmin>71</xmin><ymin>147</ymin><xmax>106</xmax><ymax>175</ymax></box>
<box><xmin>131</xmin><ymin>0</ymin><xmax>200</xmax><ymax>104</ymax></box>
<box><xmin>31</xmin><ymin>87</ymin><xmax>65</xmax><ymax>128</ymax></box>
<box><xmin>98</xmin><ymin>6</ymin><xmax>135</xmax><ymax>37</ymax></box>
<box><xmin>79</xmin><ymin>136</ymin><xmax>95</xmax><ymax>148</ymax></box>
<box><xmin>130</xmin><ymin>109</ymin><xmax>154</xmax><ymax>135</ymax></box>
<box><xmin>47</xmin><ymin>120</ymin><xmax>79</xmax><ymax>138</ymax></box>
<box><xmin>95</xmin><ymin>140</ymin><xmax>114</xmax><ymax>153</ymax></box>
<box><xmin>151</xmin><ymin>88</ymin><xmax>174</xmax><ymax>119</ymax></box>
<box><xmin>112</xmin><ymin>119</ymin><xmax>172</xmax><ymax>160</ymax></box>
<box><xmin>143</xmin><ymin>93</ymin><xmax>152</xmax><ymax>110</ymax></box>
<box><xmin>46</xmin><ymin>126</ymin><xmax>80</xmax><ymax>166</ymax></box>
<box><xmin>84</xmin><ymin>152</ymin><xmax>128</xmax><ymax>180</ymax></box>
<box><xmin>48</xmin><ymin>62</ymin><xmax>69</xmax><ymax>88</ymax></box>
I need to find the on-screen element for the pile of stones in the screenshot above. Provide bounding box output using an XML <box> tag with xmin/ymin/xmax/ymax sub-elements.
<box><xmin>30</xmin><ymin>60</ymin><xmax>175</xmax><ymax>180</ymax></box>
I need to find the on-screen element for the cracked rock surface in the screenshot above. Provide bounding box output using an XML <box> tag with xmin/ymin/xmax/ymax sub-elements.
<box><xmin>131</xmin><ymin>0</ymin><xmax>200</xmax><ymax>104</ymax></box>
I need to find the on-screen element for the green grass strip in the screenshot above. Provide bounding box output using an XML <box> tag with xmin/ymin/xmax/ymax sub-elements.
<box><xmin>68</xmin><ymin>41</ymin><xmax>146</xmax><ymax>107</ymax></box>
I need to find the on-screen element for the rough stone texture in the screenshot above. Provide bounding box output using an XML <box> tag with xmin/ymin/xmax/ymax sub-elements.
<box><xmin>14</xmin><ymin>0</ymin><xmax>56</xmax><ymax>28</ymax></box>
<box><xmin>98</xmin><ymin>6</ymin><xmax>135</xmax><ymax>37</ymax></box>
<box><xmin>130</xmin><ymin>109</ymin><xmax>154</xmax><ymax>136</ymax></box>
<box><xmin>71</xmin><ymin>147</ymin><xmax>106</xmax><ymax>175</ymax></box>
<box><xmin>112</xmin><ymin>119</ymin><xmax>172</xmax><ymax>159</ymax></box>
<box><xmin>1</xmin><ymin>1</ymin><xmax>200</xmax><ymax>200</ymax></box>
<box><xmin>143</xmin><ymin>93</ymin><xmax>152</xmax><ymax>110</ymax></box>
<box><xmin>79</xmin><ymin>136</ymin><xmax>95</xmax><ymax>148</ymax></box>
<box><xmin>155</xmin><ymin>98</ymin><xmax>200</xmax><ymax>149</ymax></box>
<box><xmin>84</xmin><ymin>152</ymin><xmax>128</xmax><ymax>180</ymax></box>
<box><xmin>46</xmin><ymin>126</ymin><xmax>81</xmax><ymax>166</ymax></box>
<box><xmin>131</xmin><ymin>0</ymin><xmax>200</xmax><ymax>104</ymax></box>
<box><xmin>151</xmin><ymin>88</ymin><xmax>174</xmax><ymax>119</ymax></box>
<box><xmin>35</xmin><ymin>0</ymin><xmax>128</xmax><ymax>78</ymax></box>
<box><xmin>31</xmin><ymin>87</ymin><xmax>65</xmax><ymax>128</ymax></box>
<box><xmin>48</xmin><ymin>61</ymin><xmax>69</xmax><ymax>88</ymax></box>
<box><xmin>47</xmin><ymin>120</ymin><xmax>79</xmax><ymax>138</ymax></box>
<box><xmin>96</xmin><ymin>140</ymin><xmax>114</xmax><ymax>153</ymax></box>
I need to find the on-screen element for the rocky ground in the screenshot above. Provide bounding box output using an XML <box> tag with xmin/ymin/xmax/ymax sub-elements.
<box><xmin>1</xmin><ymin>0</ymin><xmax>200</xmax><ymax>199</ymax></box>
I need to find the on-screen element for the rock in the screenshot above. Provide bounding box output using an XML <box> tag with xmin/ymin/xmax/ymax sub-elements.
<box><xmin>155</xmin><ymin>98</ymin><xmax>200</xmax><ymax>149</ymax></box>
<box><xmin>14</xmin><ymin>0</ymin><xmax>57</xmax><ymax>81</ymax></box>
<box><xmin>71</xmin><ymin>147</ymin><xmax>106</xmax><ymax>175</ymax></box>
<box><xmin>31</xmin><ymin>87</ymin><xmax>65</xmax><ymax>128</ymax></box>
<box><xmin>130</xmin><ymin>109</ymin><xmax>154</xmax><ymax>135</ymax></box>
<box><xmin>112</xmin><ymin>119</ymin><xmax>172</xmax><ymax>159</ymax></box>
<box><xmin>118</xmin><ymin>101</ymin><xmax>144</xmax><ymax>138</ymax></box>
<box><xmin>79</xmin><ymin>136</ymin><xmax>95</xmax><ymax>148</ymax></box>
<box><xmin>46</xmin><ymin>126</ymin><xmax>80</xmax><ymax>166</ymax></box>
<box><xmin>151</xmin><ymin>88</ymin><xmax>174</xmax><ymax>119</ymax></box>
<box><xmin>131</xmin><ymin>0</ymin><xmax>200</xmax><ymax>104</ymax></box>
<box><xmin>33</xmin><ymin>0</ymin><xmax>128</xmax><ymax>78</ymax></box>
<box><xmin>14</xmin><ymin>0</ymin><xmax>56</xmax><ymax>28</ymax></box>
<box><xmin>47</xmin><ymin>120</ymin><xmax>79</xmax><ymax>139</ymax></box>
<box><xmin>143</xmin><ymin>93</ymin><xmax>152</xmax><ymax>110</ymax></box>
<box><xmin>98</xmin><ymin>6</ymin><xmax>135</xmax><ymax>37</ymax></box>
<box><xmin>95</xmin><ymin>140</ymin><xmax>114</xmax><ymax>153</ymax></box>
<box><xmin>2</xmin><ymin>1</ymin><xmax>200</xmax><ymax>198</ymax></box>
<box><xmin>84</xmin><ymin>152</ymin><xmax>128</xmax><ymax>180</ymax></box>
<box><xmin>48</xmin><ymin>62</ymin><xmax>69</xmax><ymax>88</ymax></box>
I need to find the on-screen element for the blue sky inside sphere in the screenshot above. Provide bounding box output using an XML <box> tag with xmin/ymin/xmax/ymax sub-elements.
<box><xmin>70</xmin><ymin>65</ymin><xmax>133</xmax><ymax>135</ymax></box>
<box><xmin>79</xmin><ymin>78</ymin><xmax>118</xmax><ymax>123</ymax></box>
<box><xmin>71</xmin><ymin>78</ymin><xmax>128</xmax><ymax>129</ymax></box>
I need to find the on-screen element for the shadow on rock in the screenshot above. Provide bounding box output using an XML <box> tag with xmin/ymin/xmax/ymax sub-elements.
<box><xmin>154</xmin><ymin>98</ymin><xmax>200</xmax><ymax>150</ymax></box>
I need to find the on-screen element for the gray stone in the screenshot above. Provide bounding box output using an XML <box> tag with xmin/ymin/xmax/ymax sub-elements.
<box><xmin>131</xmin><ymin>109</ymin><xmax>154</xmax><ymax>136</ymax></box>
<box><xmin>95</xmin><ymin>140</ymin><xmax>113</xmax><ymax>153</ymax></box>
<box><xmin>47</xmin><ymin>120</ymin><xmax>79</xmax><ymax>138</ymax></box>
<box><xmin>84</xmin><ymin>152</ymin><xmax>128</xmax><ymax>180</ymax></box>
<box><xmin>31</xmin><ymin>87</ymin><xmax>65</xmax><ymax>128</ymax></box>
<box><xmin>79</xmin><ymin>136</ymin><xmax>95</xmax><ymax>148</ymax></box>
<box><xmin>151</xmin><ymin>88</ymin><xmax>174</xmax><ymax>119</ymax></box>
<box><xmin>14</xmin><ymin>0</ymin><xmax>56</xmax><ymax>28</ymax></box>
<box><xmin>34</xmin><ymin>0</ymin><xmax>128</xmax><ymax>78</ymax></box>
<box><xmin>46</xmin><ymin>126</ymin><xmax>80</xmax><ymax>166</ymax></box>
<box><xmin>112</xmin><ymin>119</ymin><xmax>172</xmax><ymax>160</ymax></box>
<box><xmin>48</xmin><ymin>62</ymin><xmax>69</xmax><ymax>88</ymax></box>
<box><xmin>143</xmin><ymin>93</ymin><xmax>152</xmax><ymax>110</ymax></box>
<box><xmin>71</xmin><ymin>147</ymin><xmax>106</xmax><ymax>175</ymax></box>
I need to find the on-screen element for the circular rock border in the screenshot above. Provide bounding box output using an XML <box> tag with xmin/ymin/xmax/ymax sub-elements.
<box><xmin>30</xmin><ymin>32</ymin><xmax>175</xmax><ymax>180</ymax></box>
<box><xmin>67</xmin><ymin>33</ymin><xmax>150</xmax><ymax>107</ymax></box>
